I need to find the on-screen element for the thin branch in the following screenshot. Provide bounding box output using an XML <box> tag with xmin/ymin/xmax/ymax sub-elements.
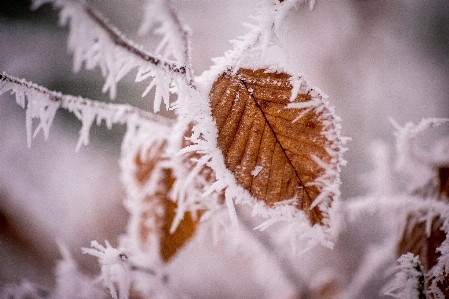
<box><xmin>162</xmin><ymin>0</ymin><xmax>194</xmax><ymax>83</ymax></box>
<box><xmin>0</xmin><ymin>72</ymin><xmax>175</xmax><ymax>128</ymax></box>
<box><xmin>83</xmin><ymin>6</ymin><xmax>194</xmax><ymax>86</ymax></box>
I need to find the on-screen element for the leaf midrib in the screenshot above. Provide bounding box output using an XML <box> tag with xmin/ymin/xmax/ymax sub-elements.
<box><xmin>239</xmin><ymin>78</ymin><xmax>313</xmax><ymax>203</ymax></box>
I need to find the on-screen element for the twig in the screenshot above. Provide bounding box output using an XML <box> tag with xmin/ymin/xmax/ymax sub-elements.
<box><xmin>83</xmin><ymin>6</ymin><xmax>193</xmax><ymax>86</ymax></box>
<box><xmin>0</xmin><ymin>72</ymin><xmax>175</xmax><ymax>128</ymax></box>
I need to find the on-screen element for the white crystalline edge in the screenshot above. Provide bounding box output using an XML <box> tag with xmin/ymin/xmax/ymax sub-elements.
<box><xmin>139</xmin><ymin>0</ymin><xmax>192</xmax><ymax>74</ymax></box>
<box><xmin>180</xmin><ymin>61</ymin><xmax>347</xmax><ymax>249</ymax></box>
<box><xmin>382</xmin><ymin>252</ymin><xmax>425</xmax><ymax>298</ymax></box>
<box><xmin>119</xmin><ymin>116</ymin><xmax>172</xmax><ymax>268</ymax></box>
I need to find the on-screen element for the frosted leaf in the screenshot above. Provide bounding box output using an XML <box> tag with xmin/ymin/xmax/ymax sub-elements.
<box><xmin>209</xmin><ymin>68</ymin><xmax>344</xmax><ymax>230</ymax></box>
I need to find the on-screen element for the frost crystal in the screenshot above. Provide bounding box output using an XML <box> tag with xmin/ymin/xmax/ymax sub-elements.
<box><xmin>82</xmin><ymin>241</ymin><xmax>132</xmax><ymax>299</ymax></box>
<box><xmin>383</xmin><ymin>253</ymin><xmax>426</xmax><ymax>299</ymax></box>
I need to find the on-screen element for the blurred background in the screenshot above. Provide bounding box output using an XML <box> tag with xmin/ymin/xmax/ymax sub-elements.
<box><xmin>1</xmin><ymin>0</ymin><xmax>449</xmax><ymax>297</ymax></box>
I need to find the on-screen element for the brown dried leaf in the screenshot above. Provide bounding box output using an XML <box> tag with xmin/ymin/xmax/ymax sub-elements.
<box><xmin>134</xmin><ymin>138</ymin><xmax>200</xmax><ymax>262</ymax></box>
<box><xmin>398</xmin><ymin>213</ymin><xmax>449</xmax><ymax>296</ymax></box>
<box><xmin>210</xmin><ymin>68</ymin><xmax>337</xmax><ymax>225</ymax></box>
<box><xmin>398</xmin><ymin>215</ymin><xmax>445</xmax><ymax>272</ymax></box>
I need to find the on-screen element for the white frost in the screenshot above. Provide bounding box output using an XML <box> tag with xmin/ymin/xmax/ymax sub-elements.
<box><xmin>251</xmin><ymin>165</ymin><xmax>263</xmax><ymax>177</ymax></box>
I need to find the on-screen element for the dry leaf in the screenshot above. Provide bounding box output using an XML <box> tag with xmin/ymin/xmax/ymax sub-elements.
<box><xmin>133</xmin><ymin>138</ymin><xmax>200</xmax><ymax>262</ymax></box>
<box><xmin>210</xmin><ymin>68</ymin><xmax>338</xmax><ymax>225</ymax></box>
<box><xmin>132</xmin><ymin>122</ymin><xmax>222</xmax><ymax>262</ymax></box>
<box><xmin>398</xmin><ymin>215</ymin><xmax>445</xmax><ymax>272</ymax></box>
<box><xmin>398</xmin><ymin>213</ymin><xmax>449</xmax><ymax>296</ymax></box>
<box><xmin>396</xmin><ymin>163</ymin><xmax>449</xmax><ymax>296</ymax></box>
<box><xmin>398</xmin><ymin>214</ymin><xmax>449</xmax><ymax>296</ymax></box>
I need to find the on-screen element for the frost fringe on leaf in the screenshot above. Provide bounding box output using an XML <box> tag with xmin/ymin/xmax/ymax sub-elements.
<box><xmin>208</xmin><ymin>68</ymin><xmax>343</xmax><ymax>230</ymax></box>
<box><xmin>392</xmin><ymin>117</ymin><xmax>449</xmax><ymax>192</ymax></box>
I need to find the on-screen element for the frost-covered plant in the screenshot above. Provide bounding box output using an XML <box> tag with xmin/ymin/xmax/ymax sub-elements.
<box><xmin>1</xmin><ymin>0</ymin><xmax>449</xmax><ymax>298</ymax></box>
<box><xmin>383</xmin><ymin>253</ymin><xmax>426</xmax><ymax>299</ymax></box>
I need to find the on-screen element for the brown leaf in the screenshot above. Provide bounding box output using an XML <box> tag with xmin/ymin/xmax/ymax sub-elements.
<box><xmin>209</xmin><ymin>68</ymin><xmax>337</xmax><ymax>225</ymax></box>
<box><xmin>132</xmin><ymin>122</ymin><xmax>222</xmax><ymax>262</ymax></box>
<box><xmin>133</xmin><ymin>137</ymin><xmax>200</xmax><ymax>262</ymax></box>
<box><xmin>398</xmin><ymin>212</ymin><xmax>449</xmax><ymax>296</ymax></box>
<box><xmin>398</xmin><ymin>214</ymin><xmax>445</xmax><ymax>272</ymax></box>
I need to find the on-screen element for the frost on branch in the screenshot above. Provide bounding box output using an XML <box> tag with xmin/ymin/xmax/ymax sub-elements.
<box><xmin>0</xmin><ymin>73</ymin><xmax>172</xmax><ymax>151</ymax></box>
<box><xmin>0</xmin><ymin>0</ymin><xmax>351</xmax><ymax>296</ymax></box>
<box><xmin>214</xmin><ymin>0</ymin><xmax>306</xmax><ymax>70</ymax></box>
<box><xmin>32</xmin><ymin>0</ymin><xmax>193</xmax><ymax>111</ymax></box>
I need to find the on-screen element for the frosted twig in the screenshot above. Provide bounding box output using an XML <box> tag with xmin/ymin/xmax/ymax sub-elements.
<box><xmin>139</xmin><ymin>0</ymin><xmax>194</xmax><ymax>84</ymax></box>
<box><xmin>0</xmin><ymin>72</ymin><xmax>174</xmax><ymax>150</ymax></box>
<box><xmin>0</xmin><ymin>73</ymin><xmax>174</xmax><ymax>127</ymax></box>
<box><xmin>83</xmin><ymin>6</ymin><xmax>191</xmax><ymax>85</ymax></box>
<box><xmin>219</xmin><ymin>0</ymin><xmax>305</xmax><ymax>70</ymax></box>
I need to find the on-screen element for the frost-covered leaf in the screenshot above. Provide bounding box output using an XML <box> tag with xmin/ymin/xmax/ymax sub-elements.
<box><xmin>209</xmin><ymin>68</ymin><xmax>341</xmax><ymax>225</ymax></box>
<box><xmin>133</xmin><ymin>144</ymin><xmax>200</xmax><ymax>262</ymax></box>
<box><xmin>124</xmin><ymin>121</ymin><xmax>221</xmax><ymax>263</ymax></box>
<box><xmin>398</xmin><ymin>214</ymin><xmax>446</xmax><ymax>273</ymax></box>
<box><xmin>396</xmin><ymin>200</ymin><xmax>449</xmax><ymax>297</ymax></box>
